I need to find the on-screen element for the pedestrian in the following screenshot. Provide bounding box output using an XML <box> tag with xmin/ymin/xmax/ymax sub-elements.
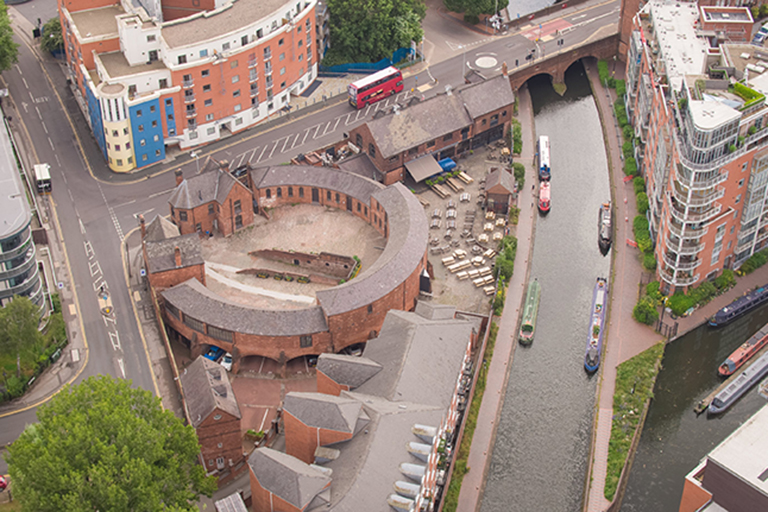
<box><xmin>532</xmin><ymin>184</ymin><xmax>535</xmax><ymax>191</ymax></box>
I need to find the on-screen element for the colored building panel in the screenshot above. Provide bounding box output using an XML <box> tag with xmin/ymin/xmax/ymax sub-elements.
<box><xmin>129</xmin><ymin>98</ymin><xmax>165</xmax><ymax>168</ymax></box>
<box><xmin>85</xmin><ymin>84</ymin><xmax>107</xmax><ymax>159</ymax></box>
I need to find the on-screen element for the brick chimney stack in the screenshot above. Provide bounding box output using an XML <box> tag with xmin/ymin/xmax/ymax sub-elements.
<box><xmin>175</xmin><ymin>169</ymin><xmax>183</xmax><ymax>186</ymax></box>
<box><xmin>174</xmin><ymin>246</ymin><xmax>182</xmax><ymax>267</ymax></box>
<box><xmin>502</xmin><ymin>62</ymin><xmax>508</xmax><ymax>76</ymax></box>
<box><xmin>139</xmin><ymin>214</ymin><xmax>146</xmax><ymax>238</ymax></box>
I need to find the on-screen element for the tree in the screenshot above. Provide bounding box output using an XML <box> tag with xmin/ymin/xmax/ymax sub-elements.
<box><xmin>443</xmin><ymin>0</ymin><xmax>510</xmax><ymax>20</ymax></box>
<box><xmin>0</xmin><ymin>2</ymin><xmax>19</xmax><ymax>72</ymax></box>
<box><xmin>633</xmin><ymin>296</ymin><xmax>659</xmax><ymax>325</ymax></box>
<box><xmin>324</xmin><ymin>0</ymin><xmax>426</xmax><ymax>65</ymax></box>
<box><xmin>40</xmin><ymin>17</ymin><xmax>64</xmax><ymax>54</ymax></box>
<box><xmin>7</xmin><ymin>376</ymin><xmax>216</xmax><ymax>512</ymax></box>
<box><xmin>0</xmin><ymin>297</ymin><xmax>44</xmax><ymax>377</ymax></box>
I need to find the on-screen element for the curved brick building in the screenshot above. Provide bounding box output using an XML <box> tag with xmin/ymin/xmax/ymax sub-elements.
<box><xmin>151</xmin><ymin>165</ymin><xmax>429</xmax><ymax>372</ymax></box>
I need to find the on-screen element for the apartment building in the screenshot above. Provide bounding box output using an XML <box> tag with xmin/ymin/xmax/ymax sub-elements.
<box><xmin>626</xmin><ymin>1</ymin><xmax>768</xmax><ymax>292</ymax></box>
<box><xmin>59</xmin><ymin>0</ymin><xmax>318</xmax><ymax>173</ymax></box>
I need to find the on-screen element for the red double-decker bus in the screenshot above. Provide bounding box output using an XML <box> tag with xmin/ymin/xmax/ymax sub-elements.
<box><xmin>347</xmin><ymin>66</ymin><xmax>404</xmax><ymax>109</ymax></box>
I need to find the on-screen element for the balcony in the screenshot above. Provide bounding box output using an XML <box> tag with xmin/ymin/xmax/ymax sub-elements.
<box><xmin>667</xmin><ymin>221</ymin><xmax>707</xmax><ymax>239</ymax></box>
<box><xmin>265</xmin><ymin>65</ymin><xmax>273</xmax><ymax>76</ymax></box>
<box><xmin>671</xmin><ymin>181</ymin><xmax>725</xmax><ymax>206</ymax></box>
<box><xmin>250</xmin><ymin>87</ymin><xmax>259</xmax><ymax>98</ymax></box>
<box><xmin>249</xmin><ymin>72</ymin><xmax>259</xmax><ymax>83</ymax></box>
<box><xmin>665</xmin><ymin>233</ymin><xmax>704</xmax><ymax>255</ymax></box>
<box><xmin>673</xmin><ymin>166</ymin><xmax>728</xmax><ymax>191</ymax></box>
<box><xmin>264</xmin><ymin>52</ymin><xmax>272</xmax><ymax>61</ymax></box>
<box><xmin>248</xmin><ymin>59</ymin><xmax>258</xmax><ymax>68</ymax></box>
<box><xmin>663</xmin><ymin>252</ymin><xmax>702</xmax><ymax>271</ymax></box>
<box><xmin>667</xmin><ymin>193</ymin><xmax>722</xmax><ymax>223</ymax></box>
<box><xmin>0</xmin><ymin>228</ymin><xmax>32</xmax><ymax>262</ymax></box>
<box><xmin>661</xmin><ymin>267</ymin><xmax>700</xmax><ymax>287</ymax></box>
<box><xmin>0</xmin><ymin>249</ymin><xmax>37</xmax><ymax>282</ymax></box>
<box><xmin>182</xmin><ymin>78</ymin><xmax>194</xmax><ymax>89</ymax></box>
<box><xmin>185</xmin><ymin>108</ymin><xmax>197</xmax><ymax>118</ymax></box>
<box><xmin>184</xmin><ymin>93</ymin><xmax>195</xmax><ymax>104</ymax></box>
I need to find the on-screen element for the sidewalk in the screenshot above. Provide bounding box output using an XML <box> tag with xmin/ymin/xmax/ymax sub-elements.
<box><xmin>456</xmin><ymin>83</ymin><xmax>538</xmax><ymax>512</ymax></box>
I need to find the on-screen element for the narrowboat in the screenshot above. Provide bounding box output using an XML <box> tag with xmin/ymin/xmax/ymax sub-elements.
<box><xmin>585</xmin><ymin>277</ymin><xmax>608</xmax><ymax>372</ymax></box>
<box><xmin>718</xmin><ymin>322</ymin><xmax>768</xmax><ymax>376</ymax></box>
<box><xmin>708</xmin><ymin>351</ymin><xmax>768</xmax><ymax>416</ymax></box>
<box><xmin>538</xmin><ymin>182</ymin><xmax>551</xmax><ymax>214</ymax></box>
<box><xmin>598</xmin><ymin>202</ymin><xmax>612</xmax><ymax>254</ymax></box>
<box><xmin>519</xmin><ymin>279</ymin><xmax>542</xmax><ymax>345</ymax></box>
<box><xmin>537</xmin><ymin>135</ymin><xmax>551</xmax><ymax>181</ymax></box>
<box><xmin>708</xmin><ymin>284</ymin><xmax>768</xmax><ymax>327</ymax></box>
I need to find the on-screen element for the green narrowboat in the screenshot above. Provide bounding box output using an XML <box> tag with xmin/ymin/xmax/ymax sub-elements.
<box><xmin>519</xmin><ymin>279</ymin><xmax>541</xmax><ymax>345</ymax></box>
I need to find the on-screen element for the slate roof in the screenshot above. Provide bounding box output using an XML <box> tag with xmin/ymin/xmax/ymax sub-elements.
<box><xmin>337</xmin><ymin>152</ymin><xmax>385</xmax><ymax>183</ymax></box>
<box><xmin>168</xmin><ymin>169</ymin><xmax>243</xmax><ymax>210</ymax></box>
<box><xmin>214</xmin><ymin>492</ymin><xmax>248</xmax><ymax>512</ymax></box>
<box><xmin>485</xmin><ymin>167</ymin><xmax>515</xmax><ymax>195</ymax></box>
<box><xmin>457</xmin><ymin>73</ymin><xmax>516</xmax><ymax>119</ymax></box>
<box><xmin>252</xmin><ymin>165</ymin><xmax>383</xmax><ymax>203</ymax></box>
<box><xmin>179</xmin><ymin>356</ymin><xmax>240</xmax><ymax>428</ymax></box>
<box><xmin>284</xmin><ymin>392</ymin><xmax>367</xmax><ymax>434</ymax></box>
<box><xmin>414</xmin><ymin>302</ymin><xmax>457</xmax><ymax>320</ymax></box>
<box><xmin>316</xmin><ymin>183</ymin><xmax>428</xmax><ymax>316</ymax></box>
<box><xmin>144</xmin><ymin>215</ymin><xmax>179</xmax><ymax>242</ymax></box>
<box><xmin>364</xmin><ymin>93</ymin><xmax>473</xmax><ymax>159</ymax></box>
<box><xmin>248</xmin><ymin>448</ymin><xmax>332</xmax><ymax>510</ymax></box>
<box><xmin>316</xmin><ymin>354</ymin><xmax>382</xmax><ymax>389</ymax></box>
<box><xmin>161</xmin><ymin>278</ymin><xmax>329</xmax><ymax>336</ymax></box>
<box><xmin>145</xmin><ymin>233</ymin><xmax>203</xmax><ymax>274</ymax></box>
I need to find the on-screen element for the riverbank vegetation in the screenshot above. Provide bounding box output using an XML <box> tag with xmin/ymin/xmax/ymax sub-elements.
<box><xmin>738</xmin><ymin>247</ymin><xmax>768</xmax><ymax>275</ymax></box>
<box><xmin>443</xmin><ymin>322</ymin><xmax>498</xmax><ymax>512</ymax></box>
<box><xmin>604</xmin><ymin>342</ymin><xmax>665</xmax><ymax>501</ymax></box>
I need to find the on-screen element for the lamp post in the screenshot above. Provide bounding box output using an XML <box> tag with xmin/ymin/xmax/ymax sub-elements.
<box><xmin>190</xmin><ymin>151</ymin><xmax>200</xmax><ymax>174</ymax></box>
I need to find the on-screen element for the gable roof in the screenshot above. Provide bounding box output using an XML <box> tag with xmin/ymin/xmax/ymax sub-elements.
<box><xmin>485</xmin><ymin>168</ymin><xmax>515</xmax><ymax>195</ymax></box>
<box><xmin>248</xmin><ymin>448</ymin><xmax>332</xmax><ymax>509</ymax></box>
<box><xmin>144</xmin><ymin>232</ymin><xmax>203</xmax><ymax>274</ymax></box>
<box><xmin>284</xmin><ymin>392</ymin><xmax>366</xmax><ymax>434</ymax></box>
<box><xmin>214</xmin><ymin>492</ymin><xmax>248</xmax><ymax>512</ymax></box>
<box><xmin>414</xmin><ymin>301</ymin><xmax>457</xmax><ymax>320</ymax></box>
<box><xmin>179</xmin><ymin>356</ymin><xmax>240</xmax><ymax>428</ymax></box>
<box><xmin>316</xmin><ymin>354</ymin><xmax>382</xmax><ymax>389</ymax></box>
<box><xmin>144</xmin><ymin>215</ymin><xmax>180</xmax><ymax>242</ymax></box>
<box><xmin>337</xmin><ymin>152</ymin><xmax>385</xmax><ymax>183</ymax></box>
<box><xmin>458</xmin><ymin>73</ymin><xmax>516</xmax><ymax>119</ymax></box>
<box><xmin>168</xmin><ymin>169</ymin><xmax>245</xmax><ymax>210</ymax></box>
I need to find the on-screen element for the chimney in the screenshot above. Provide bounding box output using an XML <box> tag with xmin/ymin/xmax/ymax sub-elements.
<box><xmin>502</xmin><ymin>62</ymin><xmax>508</xmax><ymax>76</ymax></box>
<box><xmin>174</xmin><ymin>246</ymin><xmax>182</xmax><ymax>267</ymax></box>
<box><xmin>139</xmin><ymin>214</ymin><xmax>146</xmax><ymax>238</ymax></box>
<box><xmin>175</xmin><ymin>169</ymin><xmax>183</xmax><ymax>186</ymax></box>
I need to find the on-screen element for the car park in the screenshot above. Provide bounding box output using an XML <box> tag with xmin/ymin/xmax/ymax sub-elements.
<box><xmin>204</xmin><ymin>346</ymin><xmax>225</xmax><ymax>362</ymax></box>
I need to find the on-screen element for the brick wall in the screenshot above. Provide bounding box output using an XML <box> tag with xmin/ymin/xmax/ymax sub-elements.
<box><xmin>283</xmin><ymin>411</ymin><xmax>354</xmax><ymax>464</ymax></box>
<box><xmin>250</xmin><ymin>471</ymin><xmax>302</xmax><ymax>512</ymax></box>
<box><xmin>171</xmin><ymin>181</ymin><xmax>254</xmax><ymax>237</ymax></box>
<box><xmin>196</xmin><ymin>410</ymin><xmax>244</xmax><ymax>477</ymax></box>
<box><xmin>146</xmin><ymin>262</ymin><xmax>205</xmax><ymax>292</ymax></box>
<box><xmin>679</xmin><ymin>476</ymin><xmax>713</xmax><ymax>512</ymax></box>
<box><xmin>316</xmin><ymin>370</ymin><xmax>348</xmax><ymax>396</ymax></box>
<box><xmin>251</xmin><ymin>249</ymin><xmax>356</xmax><ymax>279</ymax></box>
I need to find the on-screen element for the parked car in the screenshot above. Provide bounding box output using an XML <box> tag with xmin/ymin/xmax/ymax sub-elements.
<box><xmin>204</xmin><ymin>346</ymin><xmax>225</xmax><ymax>362</ymax></box>
<box><xmin>0</xmin><ymin>475</ymin><xmax>7</xmax><ymax>492</ymax></box>
<box><xmin>220</xmin><ymin>353</ymin><xmax>233</xmax><ymax>371</ymax></box>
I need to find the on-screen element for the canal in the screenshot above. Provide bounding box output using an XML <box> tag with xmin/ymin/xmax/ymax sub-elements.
<box><xmin>480</xmin><ymin>62</ymin><xmax>611</xmax><ymax>512</ymax></box>
<box><xmin>620</xmin><ymin>301</ymin><xmax>768</xmax><ymax>511</ymax></box>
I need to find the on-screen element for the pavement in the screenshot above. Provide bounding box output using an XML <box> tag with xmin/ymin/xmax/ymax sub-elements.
<box><xmin>456</xmin><ymin>81</ymin><xmax>538</xmax><ymax>512</ymax></box>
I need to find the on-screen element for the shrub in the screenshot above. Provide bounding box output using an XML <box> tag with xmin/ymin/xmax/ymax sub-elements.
<box><xmin>622</xmin><ymin>140</ymin><xmax>634</xmax><ymax>159</ymax></box>
<box><xmin>464</xmin><ymin>13</ymin><xmax>480</xmax><ymax>24</ymax></box>
<box><xmin>615</xmin><ymin>79</ymin><xmax>626</xmax><ymax>97</ymax></box>
<box><xmin>729</xmin><ymin>144</ymin><xmax>737</xmax><ymax>153</ymax></box>
<box><xmin>624</xmin><ymin>157</ymin><xmax>638</xmax><ymax>176</ymax></box>
<box><xmin>739</xmin><ymin>248</ymin><xmax>768</xmax><ymax>274</ymax></box>
<box><xmin>636</xmin><ymin>192</ymin><xmax>649</xmax><ymax>214</ymax></box>
<box><xmin>642</xmin><ymin>251</ymin><xmax>656</xmax><ymax>271</ymax></box>
<box><xmin>598</xmin><ymin>60</ymin><xmax>610</xmax><ymax>83</ymax></box>
<box><xmin>513</xmin><ymin>162</ymin><xmax>525</xmax><ymax>189</ymax></box>
<box><xmin>512</xmin><ymin>120</ymin><xmax>523</xmax><ymax>155</ymax></box>
<box><xmin>617</xmin><ymin>113</ymin><xmax>629</xmax><ymax>127</ymax></box>
<box><xmin>633</xmin><ymin>176</ymin><xmax>646</xmax><ymax>195</ymax></box>
<box><xmin>633</xmin><ymin>296</ymin><xmax>659</xmax><ymax>325</ymax></box>
<box><xmin>646</xmin><ymin>281</ymin><xmax>663</xmax><ymax>304</ymax></box>
<box><xmin>691</xmin><ymin>281</ymin><xmax>717</xmax><ymax>305</ymax></box>
<box><xmin>623</xmin><ymin>124</ymin><xmax>634</xmax><ymax>140</ymax></box>
<box><xmin>714</xmin><ymin>269</ymin><xmax>735</xmax><ymax>290</ymax></box>
<box><xmin>668</xmin><ymin>292</ymin><xmax>696</xmax><ymax>317</ymax></box>
<box><xmin>607</xmin><ymin>76</ymin><xmax>616</xmax><ymax>88</ymax></box>
<box><xmin>614</xmin><ymin>101</ymin><xmax>626</xmax><ymax>120</ymax></box>
<box><xmin>749</xmin><ymin>125</ymin><xmax>758</xmax><ymax>136</ymax></box>
<box><xmin>493</xmin><ymin>286</ymin><xmax>505</xmax><ymax>316</ymax></box>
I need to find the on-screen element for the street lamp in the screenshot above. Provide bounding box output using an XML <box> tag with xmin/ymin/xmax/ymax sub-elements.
<box><xmin>190</xmin><ymin>151</ymin><xmax>200</xmax><ymax>174</ymax></box>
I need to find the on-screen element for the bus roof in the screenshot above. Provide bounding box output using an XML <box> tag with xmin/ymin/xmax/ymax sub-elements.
<box><xmin>34</xmin><ymin>163</ymin><xmax>51</xmax><ymax>180</ymax></box>
<box><xmin>350</xmin><ymin>66</ymin><xmax>401</xmax><ymax>89</ymax></box>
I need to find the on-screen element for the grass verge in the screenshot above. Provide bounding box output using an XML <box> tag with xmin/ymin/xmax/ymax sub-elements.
<box><xmin>442</xmin><ymin>321</ymin><xmax>499</xmax><ymax>512</ymax></box>
<box><xmin>604</xmin><ymin>342</ymin><xmax>665</xmax><ymax>501</ymax></box>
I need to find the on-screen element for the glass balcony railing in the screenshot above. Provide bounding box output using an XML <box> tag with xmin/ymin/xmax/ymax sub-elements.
<box><xmin>665</xmin><ymin>233</ymin><xmax>705</xmax><ymax>255</ymax></box>
<box><xmin>671</xmin><ymin>181</ymin><xmax>725</xmax><ymax>206</ymax></box>
<box><xmin>663</xmin><ymin>252</ymin><xmax>702</xmax><ymax>270</ymax></box>
<box><xmin>667</xmin><ymin>221</ymin><xmax>707</xmax><ymax>239</ymax></box>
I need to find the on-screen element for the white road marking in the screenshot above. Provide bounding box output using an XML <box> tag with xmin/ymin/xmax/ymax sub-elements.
<box><xmin>257</xmin><ymin>144</ymin><xmax>268</xmax><ymax>162</ymax></box>
<box><xmin>55</xmin><ymin>154</ymin><xmax>61</xmax><ymax>167</ymax></box>
<box><xmin>89</xmin><ymin>260</ymin><xmax>101</xmax><ymax>277</ymax></box>
<box><xmin>14</xmin><ymin>64</ymin><xmax>22</xmax><ymax>75</ymax></box>
<box><xmin>21</xmin><ymin>77</ymin><xmax>28</xmax><ymax>89</ymax></box>
<box><xmin>301</xmin><ymin>129</ymin><xmax>310</xmax><ymax>145</ymax></box>
<box><xmin>148</xmin><ymin>188</ymin><xmax>174</xmax><ymax>199</ymax></box>
<box><xmin>268</xmin><ymin>140</ymin><xmax>279</xmax><ymax>159</ymax></box>
<box><xmin>112</xmin><ymin>199</ymin><xmax>137</xmax><ymax>209</ymax></box>
<box><xmin>83</xmin><ymin>240</ymin><xmax>93</xmax><ymax>256</ymax></box>
<box><xmin>344</xmin><ymin>113</ymin><xmax>354</xmax><ymax>125</ymax></box>
<box><xmin>35</xmin><ymin>106</ymin><xmax>42</xmax><ymax>119</ymax></box>
<box><xmin>290</xmin><ymin>132</ymin><xmax>302</xmax><ymax>149</ymax></box>
<box><xmin>92</xmin><ymin>277</ymin><xmax>106</xmax><ymax>291</ymax></box>
<box><xmin>80</xmin><ymin>219</ymin><xmax>87</xmax><ymax>235</ymax></box>
<box><xmin>41</xmin><ymin>122</ymin><xmax>48</xmax><ymax>134</ymax></box>
<box><xmin>109</xmin><ymin>332</ymin><xmax>121</xmax><ymax>351</ymax></box>
<box><xmin>249</xmin><ymin>147</ymin><xmax>260</xmax><ymax>163</ymax></box>
<box><xmin>117</xmin><ymin>358</ymin><xmax>125</xmax><ymax>378</ymax></box>
<box><xmin>312</xmin><ymin>123</ymin><xmax>323</xmax><ymax>138</ymax></box>
<box><xmin>281</xmin><ymin>136</ymin><xmax>291</xmax><ymax>152</ymax></box>
<box><xmin>321</xmin><ymin>121</ymin><xmax>333</xmax><ymax>136</ymax></box>
<box><xmin>102</xmin><ymin>315</ymin><xmax>117</xmax><ymax>327</ymax></box>
<box><xmin>331</xmin><ymin>117</ymin><xmax>341</xmax><ymax>132</ymax></box>
<box><xmin>48</xmin><ymin>137</ymin><xmax>54</xmax><ymax>151</ymax></box>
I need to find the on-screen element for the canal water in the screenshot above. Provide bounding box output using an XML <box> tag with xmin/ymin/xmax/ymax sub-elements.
<box><xmin>620</xmin><ymin>302</ymin><xmax>768</xmax><ymax>511</ymax></box>
<box><xmin>480</xmin><ymin>63</ymin><xmax>611</xmax><ymax>512</ymax></box>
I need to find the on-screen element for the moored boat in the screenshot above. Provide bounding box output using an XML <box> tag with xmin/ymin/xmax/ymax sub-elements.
<box><xmin>537</xmin><ymin>135</ymin><xmax>551</xmax><ymax>181</ymax></box>
<box><xmin>519</xmin><ymin>279</ymin><xmax>542</xmax><ymax>345</ymax></box>
<box><xmin>585</xmin><ymin>277</ymin><xmax>608</xmax><ymax>372</ymax></box>
<box><xmin>718</xmin><ymin>322</ymin><xmax>768</xmax><ymax>376</ymax></box>
<box><xmin>708</xmin><ymin>350</ymin><xmax>768</xmax><ymax>416</ymax></box>
<box><xmin>598</xmin><ymin>202</ymin><xmax>612</xmax><ymax>254</ymax></box>
<box><xmin>708</xmin><ymin>284</ymin><xmax>768</xmax><ymax>327</ymax></box>
<box><xmin>538</xmin><ymin>182</ymin><xmax>551</xmax><ymax>214</ymax></box>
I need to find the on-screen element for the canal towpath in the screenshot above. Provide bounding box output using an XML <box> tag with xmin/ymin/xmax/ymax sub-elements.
<box><xmin>455</xmin><ymin>81</ymin><xmax>538</xmax><ymax>512</ymax></box>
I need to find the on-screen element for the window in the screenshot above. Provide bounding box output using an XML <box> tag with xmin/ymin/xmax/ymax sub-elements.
<box><xmin>280</xmin><ymin>81</ymin><xmax>286</xmax><ymax>89</ymax></box>
<box><xmin>203</xmin><ymin>84</ymin><xmax>211</xmax><ymax>92</ymax></box>
<box><xmin>288</xmin><ymin>186</ymin><xmax>293</xmax><ymax>197</ymax></box>
<box><xmin>427</xmin><ymin>140</ymin><xmax>435</xmax><ymax>148</ymax></box>
<box><xmin>233</xmin><ymin>89</ymin><xmax>241</xmax><ymax>98</ymax></box>
<box><xmin>231</xmin><ymin>60</ymin><xmax>239</xmax><ymax>69</ymax></box>
<box><xmin>367</xmin><ymin>304</ymin><xmax>373</xmax><ymax>314</ymax></box>
<box><xmin>299</xmin><ymin>187</ymin><xmax>304</xmax><ymax>198</ymax></box>
<box><xmin>206</xmin><ymin>113</ymin><xmax>214</xmax><ymax>121</ymax></box>
<box><xmin>234</xmin><ymin>104</ymin><xmax>242</xmax><ymax>112</ymax></box>
<box><xmin>115</xmin><ymin>144</ymin><xmax>121</xmax><ymax>151</ymax></box>
<box><xmin>481</xmin><ymin>119</ymin><xmax>487</xmax><ymax>126</ymax></box>
<box><xmin>202</xmin><ymin>69</ymin><xmax>210</xmax><ymax>77</ymax></box>
<box><xmin>327</xmin><ymin>190</ymin><xmax>332</xmax><ymax>200</ymax></box>
<box><xmin>177</xmin><ymin>54</ymin><xmax>188</xmax><ymax>64</ymax></box>
<box><xmin>166</xmin><ymin>99</ymin><xmax>172</xmax><ymax>106</ymax></box>
<box><xmin>216</xmin><ymin>457</ymin><xmax>225</xmax><ymax>469</ymax></box>
<box><xmin>241</xmin><ymin>35</ymin><xmax>248</xmax><ymax>46</ymax></box>
<box><xmin>300</xmin><ymin>335</ymin><xmax>312</xmax><ymax>347</ymax></box>
<box><xmin>222</xmin><ymin>42</ymin><xmax>230</xmax><ymax>51</ymax></box>
<box><xmin>147</xmin><ymin>34</ymin><xmax>156</xmax><ymax>42</ymax></box>
<box><xmin>168</xmin><ymin>114</ymin><xmax>174</xmax><ymax>120</ymax></box>
<box><xmin>298</xmin><ymin>39</ymin><xmax>303</xmax><ymax>47</ymax></box>
<box><xmin>277</xmin><ymin>187</ymin><xmax>282</xmax><ymax>198</ymax></box>
<box><xmin>152</xmin><ymin>120</ymin><xmax>158</xmax><ymax>128</ymax></box>
<box><xmin>443</xmin><ymin>133</ymin><xmax>453</xmax><ymax>142</ymax></box>
<box><xmin>195</xmin><ymin>223</ymin><xmax>202</xmax><ymax>232</ymax></box>
<box><xmin>126</xmin><ymin>142</ymin><xmax>131</xmax><ymax>149</ymax></box>
<box><xmin>155</xmin><ymin>149</ymin><xmax>161</xmax><ymax>156</ymax></box>
<box><xmin>142</xmin><ymin>154</ymin><xmax>147</xmax><ymax>161</ymax></box>
<box><xmin>335</xmin><ymin>193</ymin><xmax>340</xmax><ymax>203</ymax></box>
<box><xmin>250</xmin><ymin>69</ymin><xmax>258</xmax><ymax>81</ymax></box>
<box><xmin>235</xmin><ymin>117</ymin><xmax>243</xmax><ymax>125</ymax></box>
<box><xmin>502</xmin><ymin>109</ymin><xmax>507</xmax><ymax>117</ymax></box>
<box><xmin>140</xmin><ymin>139</ymin><xmax>146</xmax><ymax>147</ymax></box>
<box><xmin>490</xmin><ymin>114</ymin><xmax>499</xmax><ymax>127</ymax></box>
<box><xmin>153</xmin><ymin>134</ymin><xmax>159</xmax><ymax>142</ymax></box>
<box><xmin>213</xmin><ymin>414</ymin><xmax>222</xmax><ymax>421</ymax></box>
<box><xmin>356</xmin><ymin>133</ymin><xmax>363</xmax><ymax>147</ymax></box>
<box><xmin>209</xmin><ymin>204</ymin><xmax>215</xmax><ymax>215</ymax></box>
<box><xmin>280</xmin><ymin>67</ymin><xmax>286</xmax><ymax>75</ymax></box>
<box><xmin>116</xmin><ymin>159</ymin><xmax>123</xmax><ymax>166</ymax></box>
<box><xmin>232</xmin><ymin>75</ymin><xmax>240</xmax><ymax>83</ymax></box>
<box><xmin>279</xmin><ymin>53</ymin><xmax>285</xmax><ymax>61</ymax></box>
<box><xmin>738</xmin><ymin>178</ymin><xmax>745</xmax><ymax>187</ymax></box>
<box><xmin>369</xmin><ymin>143</ymin><xmax>376</xmax><ymax>158</ymax></box>
<box><xmin>279</xmin><ymin>38</ymin><xmax>284</xmax><ymax>46</ymax></box>
<box><xmin>138</xmin><ymin>124</ymin><xmax>144</xmax><ymax>132</ymax></box>
<box><xmin>408</xmin><ymin>147</ymin><xmax>418</xmax><ymax>155</ymax></box>
<box><xmin>736</xmin><ymin>194</ymin><xmax>742</xmax><ymax>204</ymax></box>
<box><xmin>205</xmin><ymin>99</ymin><xmax>213</xmax><ymax>107</ymax></box>
<box><xmin>179</xmin><ymin>211</ymin><xmax>188</xmax><ymax>221</ymax></box>
<box><xmin>234</xmin><ymin>199</ymin><xmax>242</xmax><ymax>214</ymax></box>
<box><xmin>207</xmin><ymin>127</ymin><xmax>215</xmax><ymax>135</ymax></box>
<box><xmin>136</xmin><ymin>109</ymin><xmax>143</xmax><ymax>117</ymax></box>
<box><xmin>357</xmin><ymin>202</ymin><xmax>361</xmax><ymax>212</ymax></box>
<box><xmin>159</xmin><ymin>78</ymin><xmax>168</xmax><ymax>88</ymax></box>
<box><xmin>266</xmin><ymin>189</ymin><xmax>271</xmax><ymax>199</ymax></box>
<box><xmin>299</xmin><ymin>54</ymin><xmax>303</xmax><ymax>62</ymax></box>
<box><xmin>200</xmin><ymin>49</ymin><xmax>208</xmax><ymax>58</ymax></box>
<box><xmin>150</xmin><ymin>105</ymin><xmax>156</xmax><ymax>113</ymax></box>
<box><xmin>123</xmin><ymin>127</ymin><xmax>129</xmax><ymax>135</ymax></box>
<box><xmin>183</xmin><ymin>73</ymin><xmax>192</xmax><ymax>83</ymax></box>
<box><xmin>264</xmin><ymin>46</ymin><xmax>271</xmax><ymax>58</ymax></box>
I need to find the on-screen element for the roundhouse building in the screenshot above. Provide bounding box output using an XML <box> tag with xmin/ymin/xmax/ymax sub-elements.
<box><xmin>60</xmin><ymin>0</ymin><xmax>318</xmax><ymax>172</ymax></box>
<box><xmin>155</xmin><ymin>165</ymin><xmax>429</xmax><ymax>372</ymax></box>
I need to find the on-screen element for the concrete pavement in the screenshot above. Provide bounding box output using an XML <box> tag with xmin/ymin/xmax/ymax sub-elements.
<box><xmin>456</xmin><ymin>82</ymin><xmax>538</xmax><ymax>512</ymax></box>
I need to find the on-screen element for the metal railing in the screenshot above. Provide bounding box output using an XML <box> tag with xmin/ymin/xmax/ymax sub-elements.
<box><xmin>667</xmin><ymin>221</ymin><xmax>708</xmax><ymax>239</ymax></box>
<box><xmin>184</xmin><ymin>93</ymin><xmax>195</xmax><ymax>103</ymax></box>
<box><xmin>662</xmin><ymin>252</ymin><xmax>701</xmax><ymax>271</ymax></box>
<box><xmin>671</xmin><ymin>182</ymin><xmax>724</xmax><ymax>206</ymax></box>
<box><xmin>182</xmin><ymin>78</ymin><xmax>194</xmax><ymax>88</ymax></box>
<box><xmin>185</xmin><ymin>108</ymin><xmax>197</xmax><ymax>118</ymax></box>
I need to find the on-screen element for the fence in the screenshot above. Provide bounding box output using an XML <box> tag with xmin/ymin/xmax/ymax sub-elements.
<box><xmin>319</xmin><ymin>47</ymin><xmax>415</xmax><ymax>74</ymax></box>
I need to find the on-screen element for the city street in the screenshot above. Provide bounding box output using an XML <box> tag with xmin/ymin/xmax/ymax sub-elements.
<box><xmin>0</xmin><ymin>0</ymin><xmax>621</xmax><ymax>476</ymax></box>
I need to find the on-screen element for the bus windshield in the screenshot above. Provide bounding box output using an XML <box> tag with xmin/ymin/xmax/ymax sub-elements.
<box><xmin>34</xmin><ymin>164</ymin><xmax>51</xmax><ymax>194</ymax></box>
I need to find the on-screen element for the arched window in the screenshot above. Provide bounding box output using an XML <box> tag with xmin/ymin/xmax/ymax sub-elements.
<box><xmin>266</xmin><ymin>189</ymin><xmax>271</xmax><ymax>199</ymax></box>
<box><xmin>277</xmin><ymin>187</ymin><xmax>282</xmax><ymax>198</ymax></box>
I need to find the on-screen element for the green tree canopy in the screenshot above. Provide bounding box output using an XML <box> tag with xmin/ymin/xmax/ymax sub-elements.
<box><xmin>0</xmin><ymin>2</ymin><xmax>19</xmax><ymax>72</ymax></box>
<box><xmin>444</xmin><ymin>0</ymin><xmax>509</xmax><ymax>21</ymax></box>
<box><xmin>324</xmin><ymin>0</ymin><xmax>426</xmax><ymax>65</ymax></box>
<box><xmin>0</xmin><ymin>296</ymin><xmax>44</xmax><ymax>377</ymax></box>
<box><xmin>7</xmin><ymin>376</ymin><xmax>216</xmax><ymax>511</ymax></box>
<box><xmin>40</xmin><ymin>17</ymin><xmax>64</xmax><ymax>54</ymax></box>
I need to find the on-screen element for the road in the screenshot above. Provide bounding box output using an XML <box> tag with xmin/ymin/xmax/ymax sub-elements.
<box><xmin>0</xmin><ymin>0</ymin><xmax>620</xmax><ymax>474</ymax></box>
